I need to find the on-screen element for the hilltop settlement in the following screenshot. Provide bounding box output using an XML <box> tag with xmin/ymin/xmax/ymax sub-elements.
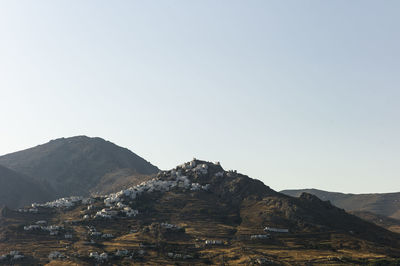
<box><xmin>0</xmin><ymin>159</ymin><xmax>400</xmax><ymax>265</ymax></box>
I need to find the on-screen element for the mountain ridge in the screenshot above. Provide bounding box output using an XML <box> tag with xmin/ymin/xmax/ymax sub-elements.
<box><xmin>281</xmin><ymin>188</ymin><xmax>400</xmax><ymax>220</ymax></box>
<box><xmin>0</xmin><ymin>136</ymin><xmax>159</xmax><ymax>204</ymax></box>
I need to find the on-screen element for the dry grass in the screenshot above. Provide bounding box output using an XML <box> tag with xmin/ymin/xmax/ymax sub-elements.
<box><xmin>1</xmin><ymin>188</ymin><xmax>400</xmax><ymax>265</ymax></box>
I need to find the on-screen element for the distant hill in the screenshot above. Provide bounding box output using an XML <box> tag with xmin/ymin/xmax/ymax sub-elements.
<box><xmin>281</xmin><ymin>188</ymin><xmax>400</xmax><ymax>220</ymax></box>
<box><xmin>1</xmin><ymin>159</ymin><xmax>399</xmax><ymax>264</ymax></box>
<box><xmin>0</xmin><ymin>164</ymin><xmax>53</xmax><ymax>209</ymax></box>
<box><xmin>348</xmin><ymin>210</ymin><xmax>400</xmax><ymax>234</ymax></box>
<box><xmin>0</xmin><ymin>136</ymin><xmax>159</xmax><ymax>200</ymax></box>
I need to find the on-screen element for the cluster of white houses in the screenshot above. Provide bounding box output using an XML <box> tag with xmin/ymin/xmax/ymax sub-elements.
<box><xmin>192</xmin><ymin>163</ymin><xmax>209</xmax><ymax>175</ymax></box>
<box><xmin>160</xmin><ymin>222</ymin><xmax>182</xmax><ymax>230</ymax></box>
<box><xmin>93</xmin><ymin>206</ymin><xmax>139</xmax><ymax>219</ymax></box>
<box><xmin>87</xmin><ymin>226</ymin><xmax>114</xmax><ymax>239</ymax></box>
<box><xmin>24</xmin><ymin>160</ymin><xmax>215</xmax><ymax>220</ymax></box>
<box><xmin>205</xmin><ymin>239</ymin><xmax>224</xmax><ymax>245</ymax></box>
<box><xmin>100</xmin><ymin>161</ymin><xmax>212</xmax><ymax>213</ymax></box>
<box><xmin>89</xmin><ymin>249</ymin><xmax>145</xmax><ymax>262</ymax></box>
<box><xmin>18</xmin><ymin>196</ymin><xmax>92</xmax><ymax>214</ymax></box>
<box><xmin>89</xmin><ymin>252</ymin><xmax>109</xmax><ymax>261</ymax></box>
<box><xmin>32</xmin><ymin>196</ymin><xmax>85</xmax><ymax>208</ymax></box>
<box><xmin>0</xmin><ymin>251</ymin><xmax>24</xmax><ymax>261</ymax></box>
<box><xmin>103</xmin><ymin>175</ymin><xmax>209</xmax><ymax>208</ymax></box>
<box><xmin>190</xmin><ymin>182</ymin><xmax>210</xmax><ymax>191</ymax></box>
<box><xmin>18</xmin><ymin>207</ymin><xmax>38</xmax><ymax>213</ymax></box>
<box><xmin>23</xmin><ymin>222</ymin><xmax>65</xmax><ymax>236</ymax></box>
<box><xmin>48</xmin><ymin>251</ymin><xmax>65</xmax><ymax>260</ymax></box>
<box><xmin>214</xmin><ymin>171</ymin><xmax>224</xmax><ymax>178</ymax></box>
<box><xmin>167</xmin><ymin>252</ymin><xmax>193</xmax><ymax>259</ymax></box>
<box><xmin>114</xmin><ymin>249</ymin><xmax>129</xmax><ymax>257</ymax></box>
<box><xmin>250</xmin><ymin>234</ymin><xmax>270</xmax><ymax>240</ymax></box>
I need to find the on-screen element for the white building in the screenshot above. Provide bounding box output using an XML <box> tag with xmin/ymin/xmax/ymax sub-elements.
<box><xmin>264</xmin><ymin>227</ymin><xmax>289</xmax><ymax>233</ymax></box>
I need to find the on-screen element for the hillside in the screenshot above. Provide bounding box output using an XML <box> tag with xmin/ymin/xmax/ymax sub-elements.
<box><xmin>0</xmin><ymin>136</ymin><xmax>159</xmax><ymax>200</ymax></box>
<box><xmin>349</xmin><ymin>211</ymin><xmax>400</xmax><ymax>234</ymax></box>
<box><xmin>0</xmin><ymin>160</ymin><xmax>399</xmax><ymax>265</ymax></box>
<box><xmin>281</xmin><ymin>189</ymin><xmax>400</xmax><ymax>220</ymax></box>
<box><xmin>0</xmin><ymin>165</ymin><xmax>53</xmax><ymax>209</ymax></box>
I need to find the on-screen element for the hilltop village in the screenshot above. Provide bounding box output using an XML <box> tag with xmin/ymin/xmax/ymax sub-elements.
<box><xmin>0</xmin><ymin>160</ymin><xmax>399</xmax><ymax>265</ymax></box>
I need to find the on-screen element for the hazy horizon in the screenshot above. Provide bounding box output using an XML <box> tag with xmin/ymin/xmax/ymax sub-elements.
<box><xmin>1</xmin><ymin>1</ymin><xmax>399</xmax><ymax>193</ymax></box>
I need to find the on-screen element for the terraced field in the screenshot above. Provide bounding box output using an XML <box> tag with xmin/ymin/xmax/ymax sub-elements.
<box><xmin>1</xmin><ymin>160</ymin><xmax>400</xmax><ymax>265</ymax></box>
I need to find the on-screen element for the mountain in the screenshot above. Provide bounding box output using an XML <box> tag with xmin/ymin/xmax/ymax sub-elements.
<box><xmin>0</xmin><ymin>164</ymin><xmax>53</xmax><ymax>209</ymax></box>
<box><xmin>0</xmin><ymin>159</ymin><xmax>399</xmax><ymax>265</ymax></box>
<box><xmin>0</xmin><ymin>136</ymin><xmax>159</xmax><ymax>200</ymax></box>
<box><xmin>281</xmin><ymin>188</ymin><xmax>400</xmax><ymax>220</ymax></box>
<box><xmin>348</xmin><ymin>210</ymin><xmax>400</xmax><ymax>234</ymax></box>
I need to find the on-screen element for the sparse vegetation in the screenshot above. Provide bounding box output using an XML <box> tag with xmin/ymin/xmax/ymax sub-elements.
<box><xmin>0</xmin><ymin>159</ymin><xmax>400</xmax><ymax>264</ymax></box>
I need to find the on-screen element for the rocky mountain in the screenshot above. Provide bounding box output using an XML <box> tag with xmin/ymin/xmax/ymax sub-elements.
<box><xmin>0</xmin><ymin>136</ymin><xmax>159</xmax><ymax>201</ymax></box>
<box><xmin>0</xmin><ymin>160</ymin><xmax>399</xmax><ymax>265</ymax></box>
<box><xmin>281</xmin><ymin>188</ymin><xmax>400</xmax><ymax>220</ymax></box>
<box><xmin>0</xmin><ymin>165</ymin><xmax>53</xmax><ymax>209</ymax></box>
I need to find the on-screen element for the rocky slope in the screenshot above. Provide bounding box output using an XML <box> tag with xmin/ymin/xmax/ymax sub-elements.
<box><xmin>0</xmin><ymin>136</ymin><xmax>159</xmax><ymax>200</ymax></box>
<box><xmin>0</xmin><ymin>160</ymin><xmax>399</xmax><ymax>265</ymax></box>
<box><xmin>0</xmin><ymin>165</ymin><xmax>53</xmax><ymax>209</ymax></box>
<box><xmin>281</xmin><ymin>188</ymin><xmax>400</xmax><ymax>220</ymax></box>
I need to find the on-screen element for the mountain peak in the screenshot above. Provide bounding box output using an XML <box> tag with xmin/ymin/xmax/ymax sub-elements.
<box><xmin>0</xmin><ymin>136</ymin><xmax>159</xmax><ymax>202</ymax></box>
<box><xmin>47</xmin><ymin>135</ymin><xmax>113</xmax><ymax>146</ymax></box>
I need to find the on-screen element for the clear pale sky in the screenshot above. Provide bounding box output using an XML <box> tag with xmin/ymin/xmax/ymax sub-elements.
<box><xmin>1</xmin><ymin>1</ymin><xmax>399</xmax><ymax>193</ymax></box>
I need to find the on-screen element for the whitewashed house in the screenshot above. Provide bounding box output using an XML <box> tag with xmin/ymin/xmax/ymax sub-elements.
<box><xmin>264</xmin><ymin>227</ymin><xmax>289</xmax><ymax>233</ymax></box>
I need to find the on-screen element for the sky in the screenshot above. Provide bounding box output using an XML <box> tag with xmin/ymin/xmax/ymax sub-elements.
<box><xmin>0</xmin><ymin>1</ymin><xmax>399</xmax><ymax>193</ymax></box>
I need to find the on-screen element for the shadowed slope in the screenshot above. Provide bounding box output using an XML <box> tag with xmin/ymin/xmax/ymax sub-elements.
<box><xmin>0</xmin><ymin>136</ymin><xmax>159</xmax><ymax>199</ymax></box>
<box><xmin>349</xmin><ymin>210</ymin><xmax>400</xmax><ymax>234</ymax></box>
<box><xmin>0</xmin><ymin>165</ymin><xmax>53</xmax><ymax>209</ymax></box>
